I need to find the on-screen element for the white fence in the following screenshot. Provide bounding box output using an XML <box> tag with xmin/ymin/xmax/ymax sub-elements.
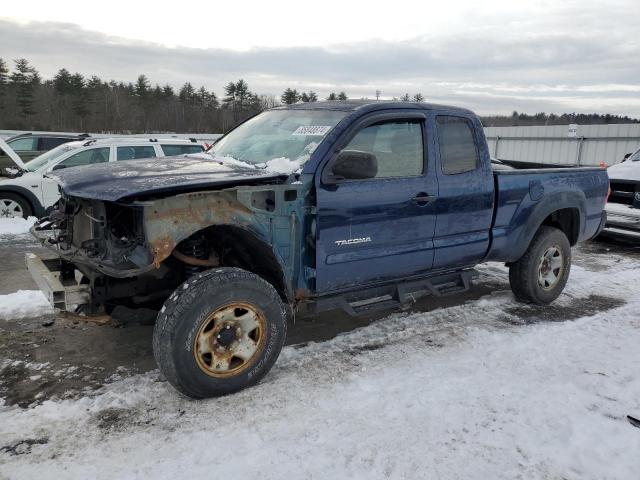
<box><xmin>484</xmin><ymin>124</ymin><xmax>640</xmax><ymax>167</ymax></box>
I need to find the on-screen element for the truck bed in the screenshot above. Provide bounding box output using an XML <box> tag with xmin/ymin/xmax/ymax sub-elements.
<box><xmin>486</xmin><ymin>167</ymin><xmax>609</xmax><ymax>262</ymax></box>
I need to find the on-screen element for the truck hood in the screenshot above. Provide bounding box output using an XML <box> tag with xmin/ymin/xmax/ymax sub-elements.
<box><xmin>607</xmin><ymin>161</ymin><xmax>640</xmax><ymax>182</ymax></box>
<box><xmin>0</xmin><ymin>137</ymin><xmax>27</xmax><ymax>170</ymax></box>
<box><xmin>48</xmin><ymin>156</ymin><xmax>286</xmax><ymax>201</ymax></box>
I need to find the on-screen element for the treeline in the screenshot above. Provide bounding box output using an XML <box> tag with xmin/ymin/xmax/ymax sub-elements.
<box><xmin>481</xmin><ymin>111</ymin><xmax>640</xmax><ymax>127</ymax></box>
<box><xmin>0</xmin><ymin>58</ymin><xmax>280</xmax><ymax>133</ymax></box>
<box><xmin>0</xmin><ymin>58</ymin><xmax>637</xmax><ymax>133</ymax></box>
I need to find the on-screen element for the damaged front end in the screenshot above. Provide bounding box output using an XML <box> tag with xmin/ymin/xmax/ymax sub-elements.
<box><xmin>28</xmin><ymin>182</ymin><xmax>308</xmax><ymax>314</ymax></box>
<box><xmin>28</xmin><ymin>194</ymin><xmax>172</xmax><ymax>313</ymax></box>
<box><xmin>32</xmin><ymin>195</ymin><xmax>152</xmax><ymax>277</ymax></box>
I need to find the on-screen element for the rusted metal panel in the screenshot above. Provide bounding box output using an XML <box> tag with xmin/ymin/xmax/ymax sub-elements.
<box><xmin>138</xmin><ymin>183</ymin><xmax>309</xmax><ymax>301</ymax></box>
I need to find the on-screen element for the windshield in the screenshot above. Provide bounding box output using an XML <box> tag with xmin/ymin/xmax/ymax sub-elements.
<box><xmin>628</xmin><ymin>148</ymin><xmax>640</xmax><ymax>162</ymax></box>
<box><xmin>208</xmin><ymin>110</ymin><xmax>347</xmax><ymax>172</ymax></box>
<box><xmin>26</xmin><ymin>143</ymin><xmax>79</xmax><ymax>171</ymax></box>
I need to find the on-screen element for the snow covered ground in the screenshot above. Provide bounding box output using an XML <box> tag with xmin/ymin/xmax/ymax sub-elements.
<box><xmin>0</xmin><ymin>290</ymin><xmax>53</xmax><ymax>320</ymax></box>
<box><xmin>0</xmin><ymin>217</ymin><xmax>36</xmax><ymax>236</ymax></box>
<box><xmin>1</xmin><ymin>246</ymin><xmax>639</xmax><ymax>479</ymax></box>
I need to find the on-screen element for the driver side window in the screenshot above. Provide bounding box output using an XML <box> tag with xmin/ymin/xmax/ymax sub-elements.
<box><xmin>55</xmin><ymin>147</ymin><xmax>110</xmax><ymax>169</ymax></box>
<box><xmin>344</xmin><ymin>120</ymin><xmax>424</xmax><ymax>178</ymax></box>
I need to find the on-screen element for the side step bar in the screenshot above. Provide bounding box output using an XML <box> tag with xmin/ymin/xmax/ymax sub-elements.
<box><xmin>25</xmin><ymin>253</ymin><xmax>90</xmax><ymax>311</ymax></box>
<box><xmin>312</xmin><ymin>269</ymin><xmax>476</xmax><ymax>316</ymax></box>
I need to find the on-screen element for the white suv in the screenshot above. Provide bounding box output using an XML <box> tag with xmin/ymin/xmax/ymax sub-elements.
<box><xmin>0</xmin><ymin>138</ymin><xmax>204</xmax><ymax>219</ymax></box>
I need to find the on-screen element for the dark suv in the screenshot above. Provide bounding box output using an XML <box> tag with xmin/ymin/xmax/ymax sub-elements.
<box><xmin>0</xmin><ymin>132</ymin><xmax>90</xmax><ymax>170</ymax></box>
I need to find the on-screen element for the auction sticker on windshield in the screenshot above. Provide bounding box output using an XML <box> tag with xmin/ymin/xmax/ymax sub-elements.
<box><xmin>292</xmin><ymin>126</ymin><xmax>332</xmax><ymax>136</ymax></box>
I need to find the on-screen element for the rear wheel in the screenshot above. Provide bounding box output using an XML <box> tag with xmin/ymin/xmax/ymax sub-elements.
<box><xmin>0</xmin><ymin>193</ymin><xmax>32</xmax><ymax>219</ymax></box>
<box><xmin>153</xmin><ymin>267</ymin><xmax>287</xmax><ymax>398</ymax></box>
<box><xmin>509</xmin><ymin>226</ymin><xmax>571</xmax><ymax>305</ymax></box>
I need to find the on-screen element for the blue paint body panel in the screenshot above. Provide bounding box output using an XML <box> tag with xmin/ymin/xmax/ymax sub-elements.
<box><xmin>486</xmin><ymin>168</ymin><xmax>609</xmax><ymax>262</ymax></box>
<box><xmin>307</xmin><ymin>102</ymin><xmax>608</xmax><ymax>294</ymax></box>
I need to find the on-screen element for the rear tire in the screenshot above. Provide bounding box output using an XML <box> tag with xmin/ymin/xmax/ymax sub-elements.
<box><xmin>153</xmin><ymin>267</ymin><xmax>287</xmax><ymax>398</ymax></box>
<box><xmin>509</xmin><ymin>226</ymin><xmax>571</xmax><ymax>305</ymax></box>
<box><xmin>0</xmin><ymin>193</ymin><xmax>32</xmax><ymax>219</ymax></box>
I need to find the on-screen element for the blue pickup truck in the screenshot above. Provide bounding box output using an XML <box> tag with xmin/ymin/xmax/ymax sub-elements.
<box><xmin>28</xmin><ymin>101</ymin><xmax>609</xmax><ymax>398</ymax></box>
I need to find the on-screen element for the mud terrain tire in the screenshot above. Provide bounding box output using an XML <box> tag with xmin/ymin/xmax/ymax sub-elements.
<box><xmin>153</xmin><ymin>267</ymin><xmax>287</xmax><ymax>398</ymax></box>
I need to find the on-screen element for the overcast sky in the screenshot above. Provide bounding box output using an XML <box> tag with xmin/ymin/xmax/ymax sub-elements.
<box><xmin>1</xmin><ymin>0</ymin><xmax>639</xmax><ymax>116</ymax></box>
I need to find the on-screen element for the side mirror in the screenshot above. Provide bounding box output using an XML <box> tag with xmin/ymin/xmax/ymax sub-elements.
<box><xmin>623</xmin><ymin>153</ymin><xmax>632</xmax><ymax>162</ymax></box>
<box><xmin>326</xmin><ymin>150</ymin><xmax>377</xmax><ymax>182</ymax></box>
<box><xmin>52</xmin><ymin>163</ymin><xmax>67</xmax><ymax>171</ymax></box>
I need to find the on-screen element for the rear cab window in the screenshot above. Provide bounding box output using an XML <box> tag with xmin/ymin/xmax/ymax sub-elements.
<box><xmin>436</xmin><ymin>116</ymin><xmax>479</xmax><ymax>174</ymax></box>
<box><xmin>160</xmin><ymin>144</ymin><xmax>204</xmax><ymax>156</ymax></box>
<box><xmin>117</xmin><ymin>145</ymin><xmax>157</xmax><ymax>161</ymax></box>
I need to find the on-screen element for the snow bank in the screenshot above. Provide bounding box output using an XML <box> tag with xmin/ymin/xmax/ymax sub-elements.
<box><xmin>0</xmin><ymin>216</ymin><xmax>36</xmax><ymax>236</ymax></box>
<box><xmin>0</xmin><ymin>290</ymin><xmax>54</xmax><ymax>319</ymax></box>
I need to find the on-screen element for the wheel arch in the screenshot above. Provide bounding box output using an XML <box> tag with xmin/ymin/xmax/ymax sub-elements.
<box><xmin>171</xmin><ymin>224</ymin><xmax>292</xmax><ymax>303</ymax></box>
<box><xmin>540</xmin><ymin>207</ymin><xmax>581</xmax><ymax>246</ymax></box>
<box><xmin>493</xmin><ymin>191</ymin><xmax>586</xmax><ymax>263</ymax></box>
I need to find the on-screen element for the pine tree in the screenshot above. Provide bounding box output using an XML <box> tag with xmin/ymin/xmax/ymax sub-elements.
<box><xmin>300</xmin><ymin>91</ymin><xmax>317</xmax><ymax>103</ymax></box>
<box><xmin>162</xmin><ymin>84</ymin><xmax>175</xmax><ymax>98</ymax></box>
<box><xmin>281</xmin><ymin>88</ymin><xmax>300</xmax><ymax>105</ymax></box>
<box><xmin>223</xmin><ymin>79</ymin><xmax>254</xmax><ymax>111</ymax></box>
<box><xmin>400</xmin><ymin>93</ymin><xmax>410</xmax><ymax>101</ymax></box>
<box><xmin>134</xmin><ymin>74</ymin><xmax>150</xmax><ymax>99</ymax></box>
<box><xmin>10</xmin><ymin>58</ymin><xmax>38</xmax><ymax>119</ymax></box>
<box><xmin>208</xmin><ymin>90</ymin><xmax>219</xmax><ymax>109</ymax></box>
<box><xmin>223</xmin><ymin>81</ymin><xmax>236</xmax><ymax>108</ymax></box>
<box><xmin>234</xmin><ymin>79</ymin><xmax>250</xmax><ymax>109</ymax></box>
<box><xmin>412</xmin><ymin>93</ymin><xmax>424</xmax><ymax>102</ymax></box>
<box><xmin>0</xmin><ymin>58</ymin><xmax>8</xmax><ymax>111</ymax></box>
<box><xmin>0</xmin><ymin>58</ymin><xmax>8</xmax><ymax>86</ymax></box>
<box><xmin>196</xmin><ymin>86</ymin><xmax>219</xmax><ymax>109</ymax></box>
<box><xmin>337</xmin><ymin>91</ymin><xmax>348</xmax><ymax>100</ymax></box>
<box><xmin>179</xmin><ymin>82</ymin><xmax>196</xmax><ymax>104</ymax></box>
<box><xmin>69</xmin><ymin>73</ymin><xmax>89</xmax><ymax>123</ymax></box>
<box><xmin>327</xmin><ymin>92</ymin><xmax>338</xmax><ymax>100</ymax></box>
<box><xmin>86</xmin><ymin>75</ymin><xmax>103</xmax><ymax>90</ymax></box>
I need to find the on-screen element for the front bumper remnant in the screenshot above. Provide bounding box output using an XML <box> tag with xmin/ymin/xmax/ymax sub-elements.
<box><xmin>602</xmin><ymin>203</ymin><xmax>640</xmax><ymax>241</ymax></box>
<box><xmin>25</xmin><ymin>252</ymin><xmax>90</xmax><ymax>311</ymax></box>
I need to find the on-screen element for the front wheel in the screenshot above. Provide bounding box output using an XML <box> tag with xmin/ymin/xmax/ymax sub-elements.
<box><xmin>509</xmin><ymin>226</ymin><xmax>572</xmax><ymax>305</ymax></box>
<box><xmin>0</xmin><ymin>193</ymin><xmax>32</xmax><ymax>219</ymax></box>
<box><xmin>153</xmin><ymin>267</ymin><xmax>287</xmax><ymax>398</ymax></box>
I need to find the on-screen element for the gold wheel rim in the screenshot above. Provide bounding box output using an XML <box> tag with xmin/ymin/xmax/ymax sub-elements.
<box><xmin>193</xmin><ymin>302</ymin><xmax>267</xmax><ymax>378</ymax></box>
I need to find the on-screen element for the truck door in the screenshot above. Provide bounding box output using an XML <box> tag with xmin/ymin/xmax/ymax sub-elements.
<box><xmin>315</xmin><ymin>113</ymin><xmax>438</xmax><ymax>293</ymax></box>
<box><xmin>431</xmin><ymin>115</ymin><xmax>494</xmax><ymax>269</ymax></box>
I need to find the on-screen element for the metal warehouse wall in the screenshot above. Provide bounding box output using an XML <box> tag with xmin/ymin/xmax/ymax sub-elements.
<box><xmin>483</xmin><ymin>124</ymin><xmax>640</xmax><ymax>166</ymax></box>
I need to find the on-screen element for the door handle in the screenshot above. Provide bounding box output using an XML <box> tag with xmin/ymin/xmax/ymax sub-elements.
<box><xmin>411</xmin><ymin>193</ymin><xmax>436</xmax><ymax>205</ymax></box>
